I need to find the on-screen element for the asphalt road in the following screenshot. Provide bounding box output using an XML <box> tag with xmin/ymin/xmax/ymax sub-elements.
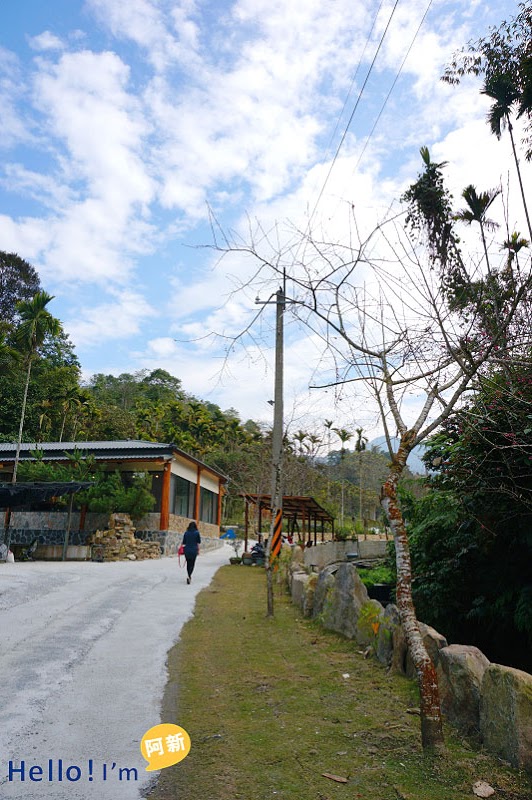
<box><xmin>0</xmin><ymin>546</ymin><xmax>230</xmax><ymax>800</ymax></box>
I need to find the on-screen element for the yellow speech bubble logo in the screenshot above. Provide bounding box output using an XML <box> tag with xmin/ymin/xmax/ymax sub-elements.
<box><xmin>140</xmin><ymin>723</ymin><xmax>191</xmax><ymax>771</ymax></box>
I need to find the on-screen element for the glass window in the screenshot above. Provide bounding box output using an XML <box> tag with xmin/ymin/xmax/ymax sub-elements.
<box><xmin>200</xmin><ymin>487</ymin><xmax>218</xmax><ymax>524</ymax></box>
<box><xmin>174</xmin><ymin>475</ymin><xmax>194</xmax><ymax>517</ymax></box>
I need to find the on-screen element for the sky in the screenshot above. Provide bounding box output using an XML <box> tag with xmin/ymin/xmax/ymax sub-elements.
<box><xmin>0</xmin><ymin>0</ymin><xmax>529</xmax><ymax>444</ymax></box>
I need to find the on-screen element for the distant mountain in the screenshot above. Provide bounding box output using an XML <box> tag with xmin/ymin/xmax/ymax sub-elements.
<box><xmin>368</xmin><ymin>437</ymin><xmax>427</xmax><ymax>475</ymax></box>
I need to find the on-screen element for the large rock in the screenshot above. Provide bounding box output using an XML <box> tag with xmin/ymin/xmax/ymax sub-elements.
<box><xmin>376</xmin><ymin>603</ymin><xmax>407</xmax><ymax>673</ymax></box>
<box><xmin>291</xmin><ymin>545</ymin><xmax>305</xmax><ymax>566</ymax></box>
<box><xmin>406</xmin><ymin>622</ymin><xmax>448</xmax><ymax>678</ymax></box>
<box><xmin>290</xmin><ymin>570</ymin><xmax>308</xmax><ymax>611</ymax></box>
<box><xmin>437</xmin><ymin>645</ymin><xmax>490</xmax><ymax>735</ymax></box>
<box><xmin>355</xmin><ymin>599</ymin><xmax>385</xmax><ymax>647</ymax></box>
<box><xmin>287</xmin><ymin>560</ymin><xmax>304</xmax><ymax>592</ymax></box>
<box><xmin>480</xmin><ymin>664</ymin><xmax>532</xmax><ymax>771</ymax></box>
<box><xmin>303</xmin><ymin>573</ymin><xmax>318</xmax><ymax>617</ymax></box>
<box><xmin>312</xmin><ymin>565</ymin><xmax>338</xmax><ymax>620</ymax></box>
<box><xmin>318</xmin><ymin>563</ymin><xmax>372</xmax><ymax>640</ymax></box>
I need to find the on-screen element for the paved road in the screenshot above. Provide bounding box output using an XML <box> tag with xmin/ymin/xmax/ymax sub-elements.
<box><xmin>0</xmin><ymin>547</ymin><xmax>230</xmax><ymax>799</ymax></box>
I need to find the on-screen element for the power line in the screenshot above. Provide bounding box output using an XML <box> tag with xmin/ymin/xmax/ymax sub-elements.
<box><xmin>307</xmin><ymin>0</ymin><xmax>401</xmax><ymax>228</ymax></box>
<box><xmin>323</xmin><ymin>0</ymin><xmax>386</xmax><ymax>159</ymax></box>
<box><xmin>352</xmin><ymin>0</ymin><xmax>435</xmax><ymax>176</ymax></box>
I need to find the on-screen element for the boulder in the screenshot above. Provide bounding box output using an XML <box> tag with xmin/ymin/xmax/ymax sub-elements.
<box><xmin>287</xmin><ymin>560</ymin><xmax>303</xmax><ymax>592</ymax></box>
<box><xmin>291</xmin><ymin>545</ymin><xmax>305</xmax><ymax>566</ymax></box>
<box><xmin>376</xmin><ymin>603</ymin><xmax>407</xmax><ymax>673</ymax></box>
<box><xmin>406</xmin><ymin>622</ymin><xmax>448</xmax><ymax>678</ymax></box>
<box><xmin>356</xmin><ymin>599</ymin><xmax>385</xmax><ymax>647</ymax></box>
<box><xmin>480</xmin><ymin>663</ymin><xmax>532</xmax><ymax>771</ymax></box>
<box><xmin>318</xmin><ymin>563</ymin><xmax>371</xmax><ymax>640</ymax></box>
<box><xmin>303</xmin><ymin>573</ymin><xmax>318</xmax><ymax>617</ymax></box>
<box><xmin>312</xmin><ymin>565</ymin><xmax>338</xmax><ymax>620</ymax></box>
<box><xmin>437</xmin><ymin>644</ymin><xmax>490</xmax><ymax>735</ymax></box>
<box><xmin>290</xmin><ymin>570</ymin><xmax>308</xmax><ymax>611</ymax></box>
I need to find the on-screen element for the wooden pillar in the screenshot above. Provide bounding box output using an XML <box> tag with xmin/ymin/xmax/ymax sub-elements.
<box><xmin>194</xmin><ymin>466</ymin><xmax>201</xmax><ymax>524</ymax></box>
<box><xmin>217</xmin><ymin>484</ymin><xmax>223</xmax><ymax>528</ymax></box>
<box><xmin>160</xmin><ymin>462</ymin><xmax>171</xmax><ymax>531</ymax></box>
<box><xmin>244</xmin><ymin>497</ymin><xmax>249</xmax><ymax>552</ymax></box>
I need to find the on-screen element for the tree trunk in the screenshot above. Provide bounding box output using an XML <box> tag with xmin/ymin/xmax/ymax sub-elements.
<box><xmin>507</xmin><ymin>118</ymin><xmax>532</xmax><ymax>243</ymax></box>
<box><xmin>380</xmin><ymin>434</ymin><xmax>444</xmax><ymax>752</ymax></box>
<box><xmin>12</xmin><ymin>358</ymin><xmax>33</xmax><ymax>484</ymax></box>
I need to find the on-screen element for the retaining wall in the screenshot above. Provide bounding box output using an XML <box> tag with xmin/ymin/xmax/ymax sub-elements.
<box><xmin>7</xmin><ymin>510</ymin><xmax>222</xmax><ymax>560</ymax></box>
<box><xmin>303</xmin><ymin>538</ymin><xmax>388</xmax><ymax>569</ymax></box>
<box><xmin>288</xmin><ymin>553</ymin><xmax>532</xmax><ymax>772</ymax></box>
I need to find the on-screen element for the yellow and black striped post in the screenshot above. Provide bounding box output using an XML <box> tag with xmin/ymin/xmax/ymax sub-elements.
<box><xmin>270</xmin><ymin>507</ymin><xmax>283</xmax><ymax>564</ymax></box>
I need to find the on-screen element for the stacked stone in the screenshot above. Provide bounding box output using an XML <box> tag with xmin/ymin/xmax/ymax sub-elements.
<box><xmin>88</xmin><ymin>513</ymin><xmax>160</xmax><ymax>561</ymax></box>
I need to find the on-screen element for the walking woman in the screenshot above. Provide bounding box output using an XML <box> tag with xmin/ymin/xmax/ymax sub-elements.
<box><xmin>182</xmin><ymin>520</ymin><xmax>201</xmax><ymax>584</ymax></box>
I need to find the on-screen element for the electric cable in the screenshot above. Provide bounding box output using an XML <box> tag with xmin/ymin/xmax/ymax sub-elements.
<box><xmin>307</xmin><ymin>0</ymin><xmax>401</xmax><ymax>229</ymax></box>
<box><xmin>351</xmin><ymin>0</ymin><xmax>435</xmax><ymax>176</ymax></box>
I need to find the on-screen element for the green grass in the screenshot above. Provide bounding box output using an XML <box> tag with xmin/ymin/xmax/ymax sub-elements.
<box><xmin>147</xmin><ymin>567</ymin><xmax>531</xmax><ymax>800</ymax></box>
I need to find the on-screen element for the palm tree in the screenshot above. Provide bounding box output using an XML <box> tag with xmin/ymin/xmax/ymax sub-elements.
<box><xmin>455</xmin><ymin>184</ymin><xmax>501</xmax><ymax>276</ymax></box>
<box><xmin>293</xmin><ymin>430</ymin><xmax>309</xmax><ymax>456</ymax></box>
<box><xmin>482</xmin><ymin>73</ymin><xmax>532</xmax><ymax>242</ymax></box>
<box><xmin>56</xmin><ymin>386</ymin><xmax>79</xmax><ymax>442</ymax></box>
<box><xmin>0</xmin><ymin>332</ymin><xmax>19</xmax><ymax>375</ymax></box>
<box><xmin>333</xmin><ymin>428</ymin><xmax>353</xmax><ymax>528</ymax></box>
<box><xmin>333</xmin><ymin>427</ymin><xmax>353</xmax><ymax>457</ymax></box>
<box><xmin>12</xmin><ymin>292</ymin><xmax>61</xmax><ymax>483</ymax></box>
<box><xmin>500</xmin><ymin>231</ymin><xmax>529</xmax><ymax>272</ymax></box>
<box><xmin>354</xmin><ymin>427</ymin><xmax>368</xmax><ymax>526</ymax></box>
<box><xmin>324</xmin><ymin>419</ymin><xmax>335</xmax><ymax>499</ymax></box>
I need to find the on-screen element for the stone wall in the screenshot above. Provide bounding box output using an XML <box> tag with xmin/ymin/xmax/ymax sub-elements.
<box><xmin>6</xmin><ymin>510</ymin><xmax>223</xmax><ymax>560</ymax></box>
<box><xmin>303</xmin><ymin>539</ymin><xmax>388</xmax><ymax>569</ymax></box>
<box><xmin>288</xmin><ymin>552</ymin><xmax>532</xmax><ymax>773</ymax></box>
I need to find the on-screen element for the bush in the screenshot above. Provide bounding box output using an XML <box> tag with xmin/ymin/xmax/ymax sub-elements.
<box><xmin>357</xmin><ymin>564</ymin><xmax>394</xmax><ymax>588</ymax></box>
<box><xmin>78</xmin><ymin>470</ymin><xmax>156</xmax><ymax>521</ymax></box>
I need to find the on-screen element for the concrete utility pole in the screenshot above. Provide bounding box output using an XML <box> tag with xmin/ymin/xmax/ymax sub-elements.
<box><xmin>270</xmin><ymin>288</ymin><xmax>285</xmax><ymax>524</ymax></box>
<box><xmin>256</xmin><ymin>284</ymin><xmax>285</xmax><ymax>616</ymax></box>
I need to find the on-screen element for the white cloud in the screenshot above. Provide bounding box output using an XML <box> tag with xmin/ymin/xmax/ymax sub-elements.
<box><xmin>29</xmin><ymin>31</ymin><xmax>65</xmax><ymax>51</ymax></box>
<box><xmin>64</xmin><ymin>289</ymin><xmax>156</xmax><ymax>347</ymax></box>
<box><xmin>86</xmin><ymin>0</ymin><xmax>201</xmax><ymax>71</ymax></box>
<box><xmin>0</xmin><ymin>0</ymin><xmax>526</xmax><ymax>435</ymax></box>
<box><xmin>0</xmin><ymin>47</ymin><xmax>34</xmax><ymax>149</ymax></box>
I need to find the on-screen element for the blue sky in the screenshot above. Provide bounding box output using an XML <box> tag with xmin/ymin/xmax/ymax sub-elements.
<box><xmin>0</xmin><ymin>0</ymin><xmax>527</xmax><ymax>441</ymax></box>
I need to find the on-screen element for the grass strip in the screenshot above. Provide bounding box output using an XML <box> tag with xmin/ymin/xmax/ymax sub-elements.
<box><xmin>147</xmin><ymin>566</ymin><xmax>531</xmax><ymax>800</ymax></box>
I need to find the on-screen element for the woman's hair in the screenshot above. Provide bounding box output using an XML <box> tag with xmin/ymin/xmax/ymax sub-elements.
<box><xmin>186</xmin><ymin>521</ymin><xmax>198</xmax><ymax>531</ymax></box>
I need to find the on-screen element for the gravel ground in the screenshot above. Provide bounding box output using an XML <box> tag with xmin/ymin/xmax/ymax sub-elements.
<box><xmin>0</xmin><ymin>546</ymin><xmax>230</xmax><ymax>800</ymax></box>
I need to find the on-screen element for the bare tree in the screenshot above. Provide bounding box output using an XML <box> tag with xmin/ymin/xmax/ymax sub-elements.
<box><xmin>208</xmin><ymin>168</ymin><xmax>532</xmax><ymax>749</ymax></box>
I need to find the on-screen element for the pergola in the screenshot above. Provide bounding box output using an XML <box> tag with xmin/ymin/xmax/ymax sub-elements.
<box><xmin>0</xmin><ymin>481</ymin><xmax>93</xmax><ymax>560</ymax></box>
<box><xmin>241</xmin><ymin>493</ymin><xmax>334</xmax><ymax>551</ymax></box>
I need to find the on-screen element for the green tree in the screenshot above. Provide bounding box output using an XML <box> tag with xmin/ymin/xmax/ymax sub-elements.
<box><xmin>78</xmin><ymin>471</ymin><xmax>156</xmax><ymax>520</ymax></box>
<box><xmin>12</xmin><ymin>292</ymin><xmax>61</xmax><ymax>482</ymax></box>
<box><xmin>0</xmin><ymin>251</ymin><xmax>41</xmax><ymax>325</ymax></box>
<box><xmin>482</xmin><ymin>72</ymin><xmax>532</xmax><ymax>241</ymax></box>
<box><xmin>454</xmin><ymin>184</ymin><xmax>501</xmax><ymax>277</ymax></box>
<box><xmin>355</xmin><ymin>427</ymin><xmax>368</xmax><ymax>523</ymax></box>
<box><xmin>442</xmin><ymin>3</ymin><xmax>532</xmax><ymax>159</ymax></box>
<box><xmin>405</xmin><ymin>371</ymin><xmax>532</xmax><ymax>671</ymax></box>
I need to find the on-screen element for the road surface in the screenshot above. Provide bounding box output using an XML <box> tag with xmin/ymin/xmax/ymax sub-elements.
<box><xmin>0</xmin><ymin>546</ymin><xmax>230</xmax><ymax>799</ymax></box>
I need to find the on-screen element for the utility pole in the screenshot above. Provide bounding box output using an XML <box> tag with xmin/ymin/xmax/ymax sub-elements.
<box><xmin>256</xmin><ymin>284</ymin><xmax>285</xmax><ymax>616</ymax></box>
